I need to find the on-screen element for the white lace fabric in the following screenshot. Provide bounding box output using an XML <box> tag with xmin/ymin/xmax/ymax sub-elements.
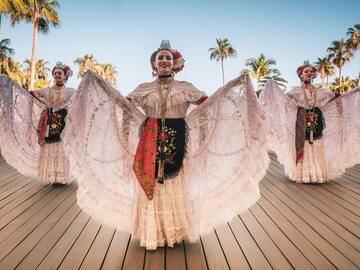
<box><xmin>260</xmin><ymin>81</ymin><xmax>360</xmax><ymax>182</ymax></box>
<box><xmin>0</xmin><ymin>74</ymin><xmax>75</xmax><ymax>183</ymax></box>
<box><xmin>63</xmin><ymin>71</ymin><xmax>270</xmax><ymax>249</ymax></box>
<box><xmin>38</xmin><ymin>141</ymin><xmax>72</xmax><ymax>184</ymax></box>
<box><xmin>127</xmin><ymin>80</ymin><xmax>206</xmax><ymax>118</ymax></box>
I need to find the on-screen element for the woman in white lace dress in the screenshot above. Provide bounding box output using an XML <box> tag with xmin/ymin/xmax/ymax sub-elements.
<box><xmin>0</xmin><ymin>62</ymin><xmax>76</xmax><ymax>184</ymax></box>
<box><xmin>63</xmin><ymin>40</ymin><xmax>270</xmax><ymax>249</ymax></box>
<box><xmin>260</xmin><ymin>61</ymin><xmax>360</xmax><ymax>183</ymax></box>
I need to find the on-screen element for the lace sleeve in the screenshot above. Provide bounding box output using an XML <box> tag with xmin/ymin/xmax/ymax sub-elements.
<box><xmin>0</xmin><ymin>75</ymin><xmax>45</xmax><ymax>177</ymax></box>
<box><xmin>259</xmin><ymin>80</ymin><xmax>298</xmax><ymax>175</ymax></box>
<box><xmin>126</xmin><ymin>83</ymin><xmax>150</xmax><ymax>106</ymax></box>
<box><xmin>322</xmin><ymin>86</ymin><xmax>360</xmax><ymax>174</ymax></box>
<box><xmin>62</xmin><ymin>70</ymin><xmax>146</xmax><ymax>232</ymax></box>
<box><xmin>182</xmin><ymin>81</ymin><xmax>207</xmax><ymax>104</ymax></box>
<box><xmin>184</xmin><ymin>75</ymin><xmax>271</xmax><ymax>233</ymax></box>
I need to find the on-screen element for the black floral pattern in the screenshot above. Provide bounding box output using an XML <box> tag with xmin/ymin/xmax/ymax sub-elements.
<box><xmin>44</xmin><ymin>108</ymin><xmax>68</xmax><ymax>144</ymax></box>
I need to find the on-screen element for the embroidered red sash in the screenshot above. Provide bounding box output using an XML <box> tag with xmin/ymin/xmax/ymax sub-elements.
<box><xmin>133</xmin><ymin>118</ymin><xmax>158</xmax><ymax>200</ymax></box>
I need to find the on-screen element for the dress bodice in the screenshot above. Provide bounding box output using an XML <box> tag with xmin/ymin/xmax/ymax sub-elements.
<box><xmin>286</xmin><ymin>87</ymin><xmax>335</xmax><ymax>109</ymax></box>
<box><xmin>127</xmin><ymin>80</ymin><xmax>206</xmax><ymax>118</ymax></box>
<box><xmin>34</xmin><ymin>87</ymin><xmax>76</xmax><ymax>111</ymax></box>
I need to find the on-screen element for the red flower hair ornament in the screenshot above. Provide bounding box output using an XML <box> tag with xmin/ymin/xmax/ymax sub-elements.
<box><xmin>150</xmin><ymin>40</ymin><xmax>185</xmax><ymax>76</ymax></box>
<box><xmin>52</xmin><ymin>61</ymin><xmax>73</xmax><ymax>81</ymax></box>
<box><xmin>296</xmin><ymin>60</ymin><xmax>317</xmax><ymax>81</ymax></box>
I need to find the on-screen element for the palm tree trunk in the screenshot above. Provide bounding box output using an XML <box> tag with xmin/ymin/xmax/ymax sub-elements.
<box><xmin>326</xmin><ymin>76</ymin><xmax>329</xmax><ymax>87</ymax></box>
<box><xmin>338</xmin><ymin>66</ymin><xmax>342</xmax><ymax>87</ymax></box>
<box><xmin>221</xmin><ymin>58</ymin><xmax>225</xmax><ymax>86</ymax></box>
<box><xmin>321</xmin><ymin>78</ymin><xmax>324</xmax><ymax>88</ymax></box>
<box><xmin>255</xmin><ymin>77</ymin><xmax>261</xmax><ymax>97</ymax></box>
<box><xmin>358</xmin><ymin>71</ymin><xmax>360</xmax><ymax>87</ymax></box>
<box><xmin>29</xmin><ymin>9</ymin><xmax>39</xmax><ymax>91</ymax></box>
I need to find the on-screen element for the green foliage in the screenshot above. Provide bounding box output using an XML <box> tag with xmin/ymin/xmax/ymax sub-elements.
<box><xmin>74</xmin><ymin>54</ymin><xmax>117</xmax><ymax>86</ymax></box>
<box><xmin>347</xmin><ymin>24</ymin><xmax>360</xmax><ymax>49</ymax></box>
<box><xmin>242</xmin><ymin>53</ymin><xmax>287</xmax><ymax>95</ymax></box>
<box><xmin>330</xmin><ymin>76</ymin><xmax>357</xmax><ymax>93</ymax></box>
<box><xmin>0</xmin><ymin>0</ymin><xmax>61</xmax><ymax>90</ymax></box>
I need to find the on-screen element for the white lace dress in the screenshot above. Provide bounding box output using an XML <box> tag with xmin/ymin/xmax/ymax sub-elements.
<box><xmin>0</xmin><ymin>75</ymin><xmax>75</xmax><ymax>184</ymax></box>
<box><xmin>260</xmin><ymin>81</ymin><xmax>360</xmax><ymax>183</ymax></box>
<box><xmin>33</xmin><ymin>87</ymin><xmax>75</xmax><ymax>184</ymax></box>
<box><xmin>63</xmin><ymin>71</ymin><xmax>270</xmax><ymax>249</ymax></box>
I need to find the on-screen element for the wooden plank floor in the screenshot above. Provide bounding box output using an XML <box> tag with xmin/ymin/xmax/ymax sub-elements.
<box><xmin>0</xmin><ymin>154</ymin><xmax>359</xmax><ymax>270</ymax></box>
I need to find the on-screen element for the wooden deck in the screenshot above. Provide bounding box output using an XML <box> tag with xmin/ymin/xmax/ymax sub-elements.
<box><xmin>0</xmin><ymin>154</ymin><xmax>359</xmax><ymax>270</ymax></box>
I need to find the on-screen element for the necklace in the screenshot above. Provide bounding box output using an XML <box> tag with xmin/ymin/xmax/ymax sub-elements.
<box><xmin>302</xmin><ymin>83</ymin><xmax>318</xmax><ymax>144</ymax></box>
<box><xmin>156</xmin><ymin>78</ymin><xmax>174</xmax><ymax>182</ymax></box>
<box><xmin>158</xmin><ymin>74</ymin><xmax>172</xmax><ymax>78</ymax></box>
<box><xmin>49</xmin><ymin>85</ymin><xmax>64</xmax><ymax>108</ymax></box>
<box><xmin>302</xmin><ymin>83</ymin><xmax>317</xmax><ymax>109</ymax></box>
<box><xmin>157</xmin><ymin>78</ymin><xmax>173</xmax><ymax>118</ymax></box>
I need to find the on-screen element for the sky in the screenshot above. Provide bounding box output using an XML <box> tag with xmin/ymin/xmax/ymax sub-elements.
<box><xmin>0</xmin><ymin>0</ymin><xmax>359</xmax><ymax>94</ymax></box>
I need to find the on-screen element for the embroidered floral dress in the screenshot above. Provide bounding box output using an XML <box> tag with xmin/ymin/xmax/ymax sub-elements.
<box><xmin>62</xmin><ymin>71</ymin><xmax>270</xmax><ymax>250</ymax></box>
<box><xmin>260</xmin><ymin>81</ymin><xmax>360</xmax><ymax>183</ymax></box>
<box><xmin>32</xmin><ymin>87</ymin><xmax>76</xmax><ymax>183</ymax></box>
<box><xmin>127</xmin><ymin>79</ymin><xmax>209</xmax><ymax>248</ymax></box>
<box><xmin>0</xmin><ymin>74</ymin><xmax>75</xmax><ymax>184</ymax></box>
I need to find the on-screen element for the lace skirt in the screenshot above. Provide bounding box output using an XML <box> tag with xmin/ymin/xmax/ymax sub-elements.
<box><xmin>39</xmin><ymin>141</ymin><xmax>72</xmax><ymax>184</ymax></box>
<box><xmin>132</xmin><ymin>170</ymin><xmax>196</xmax><ymax>250</ymax></box>
<box><xmin>291</xmin><ymin>139</ymin><xmax>328</xmax><ymax>183</ymax></box>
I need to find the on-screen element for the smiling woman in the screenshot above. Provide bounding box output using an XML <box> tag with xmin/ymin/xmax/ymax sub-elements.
<box><xmin>62</xmin><ymin>40</ymin><xmax>271</xmax><ymax>250</ymax></box>
<box><xmin>260</xmin><ymin>61</ymin><xmax>360</xmax><ymax>184</ymax></box>
<box><xmin>0</xmin><ymin>62</ymin><xmax>77</xmax><ymax>185</ymax></box>
<box><xmin>155</xmin><ymin>50</ymin><xmax>173</xmax><ymax>73</ymax></box>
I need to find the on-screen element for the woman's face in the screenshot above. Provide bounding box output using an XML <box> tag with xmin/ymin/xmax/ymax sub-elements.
<box><xmin>52</xmin><ymin>69</ymin><xmax>66</xmax><ymax>85</ymax></box>
<box><xmin>155</xmin><ymin>50</ymin><xmax>174</xmax><ymax>76</ymax></box>
<box><xmin>301</xmin><ymin>66</ymin><xmax>316</xmax><ymax>82</ymax></box>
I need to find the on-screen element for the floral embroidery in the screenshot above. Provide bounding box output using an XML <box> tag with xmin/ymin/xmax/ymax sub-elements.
<box><xmin>157</xmin><ymin>125</ymin><xmax>177</xmax><ymax>164</ymax></box>
<box><xmin>133</xmin><ymin>118</ymin><xmax>158</xmax><ymax>200</ymax></box>
<box><xmin>305</xmin><ymin>111</ymin><xmax>319</xmax><ymax>132</ymax></box>
<box><xmin>49</xmin><ymin>111</ymin><xmax>65</xmax><ymax>136</ymax></box>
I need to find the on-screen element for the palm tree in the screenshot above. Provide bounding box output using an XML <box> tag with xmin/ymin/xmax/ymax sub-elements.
<box><xmin>0</xmin><ymin>0</ymin><xmax>11</xmax><ymax>26</ymax></box>
<box><xmin>74</xmin><ymin>55</ymin><xmax>117</xmax><ymax>85</ymax></box>
<box><xmin>24</xmin><ymin>58</ymin><xmax>49</xmax><ymax>79</ymax></box>
<box><xmin>0</xmin><ymin>57</ymin><xmax>13</xmax><ymax>75</ymax></box>
<box><xmin>315</xmin><ymin>57</ymin><xmax>335</xmax><ymax>88</ymax></box>
<box><xmin>331</xmin><ymin>76</ymin><xmax>357</xmax><ymax>93</ymax></box>
<box><xmin>8</xmin><ymin>61</ymin><xmax>25</xmax><ymax>86</ymax></box>
<box><xmin>0</xmin><ymin>38</ymin><xmax>15</xmax><ymax>74</ymax></box>
<box><xmin>324</xmin><ymin>60</ymin><xmax>335</xmax><ymax>88</ymax></box>
<box><xmin>98</xmin><ymin>63</ymin><xmax>117</xmax><ymax>86</ymax></box>
<box><xmin>36</xmin><ymin>59</ymin><xmax>50</xmax><ymax>80</ymax></box>
<box><xmin>327</xmin><ymin>39</ymin><xmax>355</xmax><ymax>85</ymax></box>
<box><xmin>347</xmin><ymin>24</ymin><xmax>360</xmax><ymax>87</ymax></box>
<box><xmin>0</xmin><ymin>0</ymin><xmax>60</xmax><ymax>90</ymax></box>
<box><xmin>23</xmin><ymin>58</ymin><xmax>50</xmax><ymax>89</ymax></box>
<box><xmin>347</xmin><ymin>24</ymin><xmax>360</xmax><ymax>49</ymax></box>
<box><xmin>263</xmin><ymin>75</ymin><xmax>287</xmax><ymax>90</ymax></box>
<box><xmin>74</xmin><ymin>54</ymin><xmax>98</xmax><ymax>78</ymax></box>
<box><xmin>209</xmin><ymin>38</ymin><xmax>237</xmax><ymax>86</ymax></box>
<box><xmin>242</xmin><ymin>53</ymin><xmax>287</xmax><ymax>94</ymax></box>
<box><xmin>315</xmin><ymin>57</ymin><xmax>327</xmax><ymax>88</ymax></box>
